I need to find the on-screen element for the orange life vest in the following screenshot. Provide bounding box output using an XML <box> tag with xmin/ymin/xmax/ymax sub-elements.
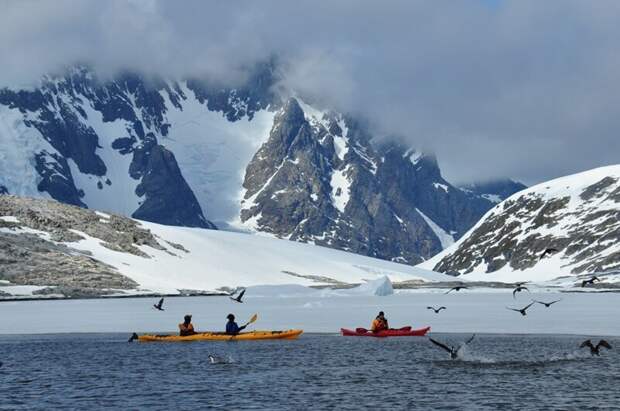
<box><xmin>371</xmin><ymin>318</ymin><xmax>387</xmax><ymax>332</ymax></box>
<box><xmin>179</xmin><ymin>322</ymin><xmax>195</xmax><ymax>336</ymax></box>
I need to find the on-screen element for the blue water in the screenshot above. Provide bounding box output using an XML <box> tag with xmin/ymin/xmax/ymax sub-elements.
<box><xmin>0</xmin><ymin>333</ymin><xmax>618</xmax><ymax>410</ymax></box>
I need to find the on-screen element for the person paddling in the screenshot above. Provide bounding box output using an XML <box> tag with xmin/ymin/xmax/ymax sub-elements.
<box><xmin>370</xmin><ymin>311</ymin><xmax>389</xmax><ymax>333</ymax></box>
<box><xmin>179</xmin><ymin>314</ymin><xmax>196</xmax><ymax>336</ymax></box>
<box><xmin>225</xmin><ymin>314</ymin><xmax>248</xmax><ymax>335</ymax></box>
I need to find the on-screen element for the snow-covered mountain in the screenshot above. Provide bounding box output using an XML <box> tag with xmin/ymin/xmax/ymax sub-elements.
<box><xmin>237</xmin><ymin>98</ymin><xmax>506</xmax><ymax>263</ymax></box>
<box><xmin>0</xmin><ymin>65</ymin><xmax>522</xmax><ymax>263</ymax></box>
<box><xmin>460</xmin><ymin>179</ymin><xmax>527</xmax><ymax>204</ymax></box>
<box><xmin>0</xmin><ymin>195</ymin><xmax>450</xmax><ymax>298</ymax></box>
<box><xmin>420</xmin><ymin>165</ymin><xmax>620</xmax><ymax>282</ymax></box>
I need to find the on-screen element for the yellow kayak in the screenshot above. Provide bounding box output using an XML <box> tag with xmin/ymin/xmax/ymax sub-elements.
<box><xmin>136</xmin><ymin>329</ymin><xmax>303</xmax><ymax>342</ymax></box>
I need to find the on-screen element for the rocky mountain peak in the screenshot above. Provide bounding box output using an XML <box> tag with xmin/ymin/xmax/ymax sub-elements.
<box><xmin>422</xmin><ymin>165</ymin><xmax>620</xmax><ymax>280</ymax></box>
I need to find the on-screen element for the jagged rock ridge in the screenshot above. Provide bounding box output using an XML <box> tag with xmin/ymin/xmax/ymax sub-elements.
<box><xmin>0</xmin><ymin>65</ymin><xmax>524</xmax><ymax>264</ymax></box>
<box><xmin>422</xmin><ymin>165</ymin><xmax>620</xmax><ymax>279</ymax></box>
<box><xmin>238</xmin><ymin>98</ymin><xmax>509</xmax><ymax>263</ymax></box>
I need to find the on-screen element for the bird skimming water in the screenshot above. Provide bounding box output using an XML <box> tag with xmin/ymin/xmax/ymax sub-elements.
<box><xmin>429</xmin><ymin>334</ymin><xmax>476</xmax><ymax>359</ymax></box>
<box><xmin>580</xmin><ymin>339</ymin><xmax>612</xmax><ymax>356</ymax></box>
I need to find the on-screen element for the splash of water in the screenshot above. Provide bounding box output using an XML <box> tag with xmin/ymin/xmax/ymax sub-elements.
<box><xmin>455</xmin><ymin>345</ymin><xmax>495</xmax><ymax>363</ymax></box>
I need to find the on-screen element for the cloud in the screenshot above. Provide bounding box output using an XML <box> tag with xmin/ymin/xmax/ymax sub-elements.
<box><xmin>1</xmin><ymin>0</ymin><xmax>619</xmax><ymax>184</ymax></box>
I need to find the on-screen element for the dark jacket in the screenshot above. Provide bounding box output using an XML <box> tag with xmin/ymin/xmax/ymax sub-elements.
<box><xmin>226</xmin><ymin>321</ymin><xmax>246</xmax><ymax>335</ymax></box>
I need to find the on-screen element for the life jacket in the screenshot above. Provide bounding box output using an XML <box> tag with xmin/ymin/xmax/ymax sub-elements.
<box><xmin>179</xmin><ymin>322</ymin><xmax>195</xmax><ymax>336</ymax></box>
<box><xmin>371</xmin><ymin>318</ymin><xmax>387</xmax><ymax>332</ymax></box>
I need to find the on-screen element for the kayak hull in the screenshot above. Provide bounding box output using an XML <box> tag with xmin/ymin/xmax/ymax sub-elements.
<box><xmin>137</xmin><ymin>329</ymin><xmax>303</xmax><ymax>342</ymax></box>
<box><xmin>341</xmin><ymin>326</ymin><xmax>430</xmax><ymax>337</ymax></box>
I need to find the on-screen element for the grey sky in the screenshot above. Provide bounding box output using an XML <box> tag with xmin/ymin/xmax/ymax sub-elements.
<box><xmin>1</xmin><ymin>0</ymin><xmax>619</xmax><ymax>184</ymax></box>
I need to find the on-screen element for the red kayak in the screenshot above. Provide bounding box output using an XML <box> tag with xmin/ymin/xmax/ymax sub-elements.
<box><xmin>341</xmin><ymin>326</ymin><xmax>431</xmax><ymax>337</ymax></box>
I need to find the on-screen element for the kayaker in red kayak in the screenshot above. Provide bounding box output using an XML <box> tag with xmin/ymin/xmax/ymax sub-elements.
<box><xmin>370</xmin><ymin>311</ymin><xmax>389</xmax><ymax>333</ymax></box>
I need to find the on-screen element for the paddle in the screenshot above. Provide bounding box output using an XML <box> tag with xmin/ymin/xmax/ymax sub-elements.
<box><xmin>228</xmin><ymin>314</ymin><xmax>258</xmax><ymax>341</ymax></box>
<box><xmin>243</xmin><ymin>313</ymin><xmax>258</xmax><ymax>328</ymax></box>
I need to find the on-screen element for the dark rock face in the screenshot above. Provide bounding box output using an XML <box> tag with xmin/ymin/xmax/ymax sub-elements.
<box><xmin>130</xmin><ymin>137</ymin><xmax>215</xmax><ymax>228</ymax></box>
<box><xmin>240</xmin><ymin>98</ymin><xmax>496</xmax><ymax>264</ymax></box>
<box><xmin>431</xmin><ymin>173</ymin><xmax>620</xmax><ymax>276</ymax></box>
<box><xmin>0</xmin><ymin>186</ymin><xmax>7</xmax><ymax>195</ymax></box>
<box><xmin>460</xmin><ymin>179</ymin><xmax>527</xmax><ymax>203</ymax></box>
<box><xmin>0</xmin><ymin>63</ymin><xmax>510</xmax><ymax>265</ymax></box>
<box><xmin>34</xmin><ymin>151</ymin><xmax>86</xmax><ymax>207</ymax></box>
<box><xmin>0</xmin><ymin>65</ymin><xmax>281</xmax><ymax>229</ymax></box>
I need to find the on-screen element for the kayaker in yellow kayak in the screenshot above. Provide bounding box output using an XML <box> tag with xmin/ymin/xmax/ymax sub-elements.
<box><xmin>225</xmin><ymin>314</ymin><xmax>247</xmax><ymax>335</ymax></box>
<box><xmin>179</xmin><ymin>314</ymin><xmax>196</xmax><ymax>336</ymax></box>
<box><xmin>370</xmin><ymin>311</ymin><xmax>389</xmax><ymax>333</ymax></box>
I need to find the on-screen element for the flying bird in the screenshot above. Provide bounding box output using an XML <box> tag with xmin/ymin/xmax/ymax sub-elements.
<box><xmin>506</xmin><ymin>301</ymin><xmax>535</xmax><ymax>316</ymax></box>
<box><xmin>445</xmin><ymin>285</ymin><xmax>468</xmax><ymax>294</ymax></box>
<box><xmin>429</xmin><ymin>334</ymin><xmax>476</xmax><ymax>360</ymax></box>
<box><xmin>512</xmin><ymin>285</ymin><xmax>529</xmax><ymax>299</ymax></box>
<box><xmin>153</xmin><ymin>297</ymin><xmax>165</xmax><ymax>311</ymax></box>
<box><xmin>580</xmin><ymin>339</ymin><xmax>612</xmax><ymax>356</ymax></box>
<box><xmin>534</xmin><ymin>299</ymin><xmax>561</xmax><ymax>308</ymax></box>
<box><xmin>230</xmin><ymin>288</ymin><xmax>246</xmax><ymax>303</ymax></box>
<box><xmin>539</xmin><ymin>248</ymin><xmax>559</xmax><ymax>259</ymax></box>
<box><xmin>427</xmin><ymin>306</ymin><xmax>447</xmax><ymax>314</ymax></box>
<box><xmin>581</xmin><ymin>276</ymin><xmax>600</xmax><ymax>287</ymax></box>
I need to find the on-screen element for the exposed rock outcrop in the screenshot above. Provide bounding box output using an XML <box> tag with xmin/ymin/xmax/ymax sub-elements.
<box><xmin>239</xmin><ymin>98</ymin><xmax>498</xmax><ymax>264</ymax></box>
<box><xmin>425</xmin><ymin>166</ymin><xmax>620</xmax><ymax>277</ymax></box>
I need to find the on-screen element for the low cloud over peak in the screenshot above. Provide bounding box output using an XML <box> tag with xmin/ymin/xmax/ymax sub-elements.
<box><xmin>2</xmin><ymin>0</ymin><xmax>619</xmax><ymax>184</ymax></box>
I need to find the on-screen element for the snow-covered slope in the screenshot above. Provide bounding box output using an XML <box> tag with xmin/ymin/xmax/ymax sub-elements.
<box><xmin>0</xmin><ymin>196</ymin><xmax>450</xmax><ymax>297</ymax></box>
<box><xmin>74</xmin><ymin>221</ymin><xmax>450</xmax><ymax>293</ymax></box>
<box><xmin>420</xmin><ymin>165</ymin><xmax>620</xmax><ymax>282</ymax></box>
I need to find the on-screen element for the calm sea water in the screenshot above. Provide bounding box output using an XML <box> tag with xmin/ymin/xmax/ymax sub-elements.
<box><xmin>0</xmin><ymin>333</ymin><xmax>618</xmax><ymax>410</ymax></box>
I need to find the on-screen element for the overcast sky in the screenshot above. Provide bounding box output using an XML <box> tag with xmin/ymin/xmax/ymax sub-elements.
<box><xmin>2</xmin><ymin>0</ymin><xmax>619</xmax><ymax>184</ymax></box>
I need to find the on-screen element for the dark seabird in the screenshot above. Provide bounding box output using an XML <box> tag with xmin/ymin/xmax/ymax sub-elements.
<box><xmin>506</xmin><ymin>301</ymin><xmax>535</xmax><ymax>316</ymax></box>
<box><xmin>429</xmin><ymin>334</ymin><xmax>476</xmax><ymax>360</ymax></box>
<box><xmin>512</xmin><ymin>285</ymin><xmax>529</xmax><ymax>299</ymax></box>
<box><xmin>539</xmin><ymin>248</ymin><xmax>559</xmax><ymax>259</ymax></box>
<box><xmin>153</xmin><ymin>297</ymin><xmax>165</xmax><ymax>311</ymax></box>
<box><xmin>445</xmin><ymin>285</ymin><xmax>468</xmax><ymax>294</ymax></box>
<box><xmin>580</xmin><ymin>339</ymin><xmax>612</xmax><ymax>356</ymax></box>
<box><xmin>581</xmin><ymin>276</ymin><xmax>600</xmax><ymax>287</ymax></box>
<box><xmin>230</xmin><ymin>288</ymin><xmax>246</xmax><ymax>303</ymax></box>
<box><xmin>534</xmin><ymin>299</ymin><xmax>561</xmax><ymax>308</ymax></box>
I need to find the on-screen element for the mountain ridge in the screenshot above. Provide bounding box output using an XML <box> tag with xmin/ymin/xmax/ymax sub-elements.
<box><xmin>0</xmin><ymin>65</ymin><xmax>523</xmax><ymax>263</ymax></box>
<box><xmin>420</xmin><ymin>165</ymin><xmax>620</xmax><ymax>282</ymax></box>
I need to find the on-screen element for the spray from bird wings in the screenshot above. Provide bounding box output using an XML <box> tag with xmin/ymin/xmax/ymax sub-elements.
<box><xmin>429</xmin><ymin>334</ymin><xmax>476</xmax><ymax>360</ymax></box>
